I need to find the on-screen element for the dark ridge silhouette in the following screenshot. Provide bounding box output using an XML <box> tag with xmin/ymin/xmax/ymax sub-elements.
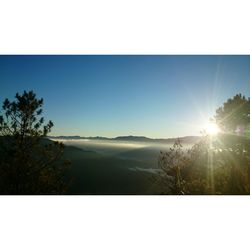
<box><xmin>49</xmin><ymin>135</ymin><xmax>201</xmax><ymax>144</ymax></box>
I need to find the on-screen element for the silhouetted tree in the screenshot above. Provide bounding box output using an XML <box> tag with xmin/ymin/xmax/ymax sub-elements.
<box><xmin>157</xmin><ymin>134</ymin><xmax>250</xmax><ymax>195</ymax></box>
<box><xmin>0</xmin><ymin>91</ymin><xmax>70</xmax><ymax>194</ymax></box>
<box><xmin>157</xmin><ymin>139</ymin><xmax>190</xmax><ymax>194</ymax></box>
<box><xmin>156</xmin><ymin>94</ymin><xmax>250</xmax><ymax>195</ymax></box>
<box><xmin>215</xmin><ymin>93</ymin><xmax>250</xmax><ymax>135</ymax></box>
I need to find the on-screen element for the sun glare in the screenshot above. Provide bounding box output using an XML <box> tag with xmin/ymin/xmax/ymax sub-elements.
<box><xmin>205</xmin><ymin>122</ymin><xmax>219</xmax><ymax>136</ymax></box>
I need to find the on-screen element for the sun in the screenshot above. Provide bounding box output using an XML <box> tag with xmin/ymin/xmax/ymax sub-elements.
<box><xmin>205</xmin><ymin>122</ymin><xmax>219</xmax><ymax>136</ymax></box>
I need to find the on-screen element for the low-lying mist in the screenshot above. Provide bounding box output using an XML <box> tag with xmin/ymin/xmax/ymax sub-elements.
<box><xmin>52</xmin><ymin>139</ymin><xmax>193</xmax><ymax>169</ymax></box>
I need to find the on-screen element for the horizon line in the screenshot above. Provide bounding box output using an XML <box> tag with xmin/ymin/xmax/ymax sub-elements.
<box><xmin>48</xmin><ymin>134</ymin><xmax>201</xmax><ymax>140</ymax></box>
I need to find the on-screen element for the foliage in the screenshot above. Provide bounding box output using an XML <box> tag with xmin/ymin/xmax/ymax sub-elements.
<box><xmin>157</xmin><ymin>134</ymin><xmax>250</xmax><ymax>195</ymax></box>
<box><xmin>0</xmin><ymin>91</ymin><xmax>70</xmax><ymax>194</ymax></box>
<box><xmin>157</xmin><ymin>93</ymin><xmax>250</xmax><ymax>195</ymax></box>
<box><xmin>215</xmin><ymin>93</ymin><xmax>250</xmax><ymax>134</ymax></box>
<box><xmin>157</xmin><ymin>139</ymin><xmax>189</xmax><ymax>194</ymax></box>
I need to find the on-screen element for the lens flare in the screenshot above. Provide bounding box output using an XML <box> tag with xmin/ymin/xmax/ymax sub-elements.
<box><xmin>205</xmin><ymin>122</ymin><xmax>219</xmax><ymax>135</ymax></box>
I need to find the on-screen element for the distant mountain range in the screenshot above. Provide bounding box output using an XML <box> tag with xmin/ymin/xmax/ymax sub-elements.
<box><xmin>48</xmin><ymin>135</ymin><xmax>201</xmax><ymax>144</ymax></box>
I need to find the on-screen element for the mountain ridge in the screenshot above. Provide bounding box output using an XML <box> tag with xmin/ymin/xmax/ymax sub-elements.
<box><xmin>48</xmin><ymin>135</ymin><xmax>201</xmax><ymax>144</ymax></box>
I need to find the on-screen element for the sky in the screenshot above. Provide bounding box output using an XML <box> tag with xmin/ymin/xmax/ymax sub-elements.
<box><xmin>0</xmin><ymin>55</ymin><xmax>250</xmax><ymax>138</ymax></box>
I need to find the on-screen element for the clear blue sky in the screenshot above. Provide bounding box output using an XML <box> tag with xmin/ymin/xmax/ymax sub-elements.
<box><xmin>1</xmin><ymin>55</ymin><xmax>250</xmax><ymax>138</ymax></box>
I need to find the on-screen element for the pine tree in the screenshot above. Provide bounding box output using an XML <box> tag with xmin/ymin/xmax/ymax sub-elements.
<box><xmin>0</xmin><ymin>91</ymin><xmax>70</xmax><ymax>194</ymax></box>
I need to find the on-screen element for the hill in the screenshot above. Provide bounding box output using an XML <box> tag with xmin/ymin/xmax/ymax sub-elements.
<box><xmin>49</xmin><ymin>135</ymin><xmax>201</xmax><ymax>144</ymax></box>
<box><xmin>62</xmin><ymin>144</ymin><xmax>158</xmax><ymax>194</ymax></box>
<box><xmin>0</xmin><ymin>136</ymin><xmax>159</xmax><ymax>194</ymax></box>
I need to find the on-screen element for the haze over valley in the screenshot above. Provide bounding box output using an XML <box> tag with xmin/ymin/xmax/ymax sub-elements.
<box><xmin>1</xmin><ymin>55</ymin><xmax>250</xmax><ymax>195</ymax></box>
